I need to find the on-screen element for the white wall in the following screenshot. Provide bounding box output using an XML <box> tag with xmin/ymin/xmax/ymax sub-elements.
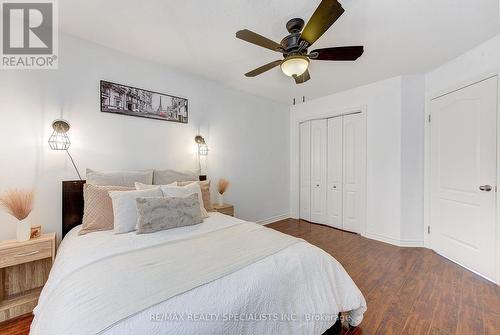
<box><xmin>291</xmin><ymin>34</ymin><xmax>500</xmax><ymax>248</ymax></box>
<box><xmin>0</xmin><ymin>34</ymin><xmax>290</xmax><ymax>240</ymax></box>
<box><xmin>400</xmin><ymin>75</ymin><xmax>425</xmax><ymax>243</ymax></box>
<box><xmin>290</xmin><ymin>75</ymin><xmax>425</xmax><ymax>246</ymax></box>
<box><xmin>427</xmin><ymin>34</ymin><xmax>500</xmax><ymax>95</ymax></box>
<box><xmin>290</xmin><ymin>34</ymin><xmax>500</xmax><ymax>248</ymax></box>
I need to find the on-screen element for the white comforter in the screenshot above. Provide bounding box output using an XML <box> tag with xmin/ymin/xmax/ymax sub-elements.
<box><xmin>31</xmin><ymin>213</ymin><xmax>366</xmax><ymax>335</ymax></box>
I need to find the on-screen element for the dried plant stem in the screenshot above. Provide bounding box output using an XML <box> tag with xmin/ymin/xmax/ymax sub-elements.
<box><xmin>0</xmin><ymin>189</ymin><xmax>34</xmax><ymax>221</ymax></box>
<box><xmin>218</xmin><ymin>179</ymin><xmax>230</xmax><ymax>195</ymax></box>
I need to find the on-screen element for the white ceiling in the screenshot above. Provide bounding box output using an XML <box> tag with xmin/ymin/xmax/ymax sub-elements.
<box><xmin>59</xmin><ymin>0</ymin><xmax>500</xmax><ymax>104</ymax></box>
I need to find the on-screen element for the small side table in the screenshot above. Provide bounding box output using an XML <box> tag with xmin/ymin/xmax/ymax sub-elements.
<box><xmin>0</xmin><ymin>233</ymin><xmax>56</xmax><ymax>322</ymax></box>
<box><xmin>211</xmin><ymin>203</ymin><xmax>234</xmax><ymax>217</ymax></box>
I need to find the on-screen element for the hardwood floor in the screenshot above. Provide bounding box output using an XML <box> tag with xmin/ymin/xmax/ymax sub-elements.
<box><xmin>267</xmin><ymin>219</ymin><xmax>500</xmax><ymax>335</ymax></box>
<box><xmin>2</xmin><ymin>219</ymin><xmax>499</xmax><ymax>335</ymax></box>
<box><xmin>0</xmin><ymin>315</ymin><xmax>32</xmax><ymax>335</ymax></box>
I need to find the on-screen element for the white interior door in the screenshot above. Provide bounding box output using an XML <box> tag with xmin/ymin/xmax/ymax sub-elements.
<box><xmin>327</xmin><ymin>117</ymin><xmax>343</xmax><ymax>229</ymax></box>
<box><xmin>299</xmin><ymin>122</ymin><xmax>311</xmax><ymax>221</ymax></box>
<box><xmin>311</xmin><ymin>119</ymin><xmax>328</xmax><ymax>224</ymax></box>
<box><xmin>342</xmin><ymin>113</ymin><xmax>366</xmax><ymax>234</ymax></box>
<box><xmin>430</xmin><ymin>77</ymin><xmax>498</xmax><ymax>281</ymax></box>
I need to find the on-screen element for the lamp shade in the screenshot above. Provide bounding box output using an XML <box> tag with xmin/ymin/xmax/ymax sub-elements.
<box><xmin>281</xmin><ymin>56</ymin><xmax>309</xmax><ymax>77</ymax></box>
<box><xmin>48</xmin><ymin>119</ymin><xmax>71</xmax><ymax>150</ymax></box>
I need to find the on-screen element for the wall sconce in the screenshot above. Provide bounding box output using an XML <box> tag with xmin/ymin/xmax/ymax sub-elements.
<box><xmin>194</xmin><ymin>135</ymin><xmax>208</xmax><ymax>181</ymax></box>
<box><xmin>48</xmin><ymin>119</ymin><xmax>82</xmax><ymax>180</ymax></box>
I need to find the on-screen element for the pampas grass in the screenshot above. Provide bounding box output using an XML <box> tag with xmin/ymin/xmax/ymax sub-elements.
<box><xmin>217</xmin><ymin>179</ymin><xmax>230</xmax><ymax>195</ymax></box>
<box><xmin>0</xmin><ymin>189</ymin><xmax>34</xmax><ymax>221</ymax></box>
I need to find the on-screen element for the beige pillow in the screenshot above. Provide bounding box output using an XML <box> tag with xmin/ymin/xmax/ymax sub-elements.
<box><xmin>177</xmin><ymin>180</ymin><xmax>212</xmax><ymax>210</ymax></box>
<box><xmin>136</xmin><ymin>194</ymin><xmax>203</xmax><ymax>234</ymax></box>
<box><xmin>79</xmin><ymin>184</ymin><xmax>133</xmax><ymax>235</ymax></box>
<box><xmin>86</xmin><ymin>168</ymin><xmax>153</xmax><ymax>187</ymax></box>
<box><xmin>153</xmin><ymin>169</ymin><xmax>199</xmax><ymax>185</ymax></box>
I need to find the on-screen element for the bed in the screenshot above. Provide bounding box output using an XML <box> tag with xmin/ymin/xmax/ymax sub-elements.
<box><xmin>30</xmin><ymin>181</ymin><xmax>366</xmax><ymax>335</ymax></box>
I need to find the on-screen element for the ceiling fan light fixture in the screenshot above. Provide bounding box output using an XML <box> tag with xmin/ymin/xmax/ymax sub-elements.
<box><xmin>280</xmin><ymin>56</ymin><xmax>309</xmax><ymax>77</ymax></box>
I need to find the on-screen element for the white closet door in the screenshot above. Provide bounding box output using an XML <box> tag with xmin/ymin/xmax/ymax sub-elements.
<box><xmin>342</xmin><ymin>113</ymin><xmax>366</xmax><ymax>234</ymax></box>
<box><xmin>430</xmin><ymin>77</ymin><xmax>497</xmax><ymax>280</ymax></box>
<box><xmin>327</xmin><ymin>117</ymin><xmax>343</xmax><ymax>229</ymax></box>
<box><xmin>310</xmin><ymin>119</ymin><xmax>328</xmax><ymax>224</ymax></box>
<box><xmin>299</xmin><ymin>122</ymin><xmax>311</xmax><ymax>221</ymax></box>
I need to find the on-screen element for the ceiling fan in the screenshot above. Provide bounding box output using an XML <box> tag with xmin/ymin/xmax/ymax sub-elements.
<box><xmin>235</xmin><ymin>0</ymin><xmax>363</xmax><ymax>84</ymax></box>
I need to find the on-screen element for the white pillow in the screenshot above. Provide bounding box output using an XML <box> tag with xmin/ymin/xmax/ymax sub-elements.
<box><xmin>135</xmin><ymin>181</ymin><xmax>177</xmax><ymax>190</ymax></box>
<box><xmin>109</xmin><ymin>187</ymin><xmax>163</xmax><ymax>234</ymax></box>
<box><xmin>161</xmin><ymin>183</ymin><xmax>208</xmax><ymax>218</ymax></box>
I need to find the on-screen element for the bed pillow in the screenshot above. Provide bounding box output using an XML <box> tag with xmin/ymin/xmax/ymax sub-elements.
<box><xmin>109</xmin><ymin>187</ymin><xmax>163</xmax><ymax>234</ymax></box>
<box><xmin>135</xmin><ymin>181</ymin><xmax>177</xmax><ymax>190</ymax></box>
<box><xmin>79</xmin><ymin>184</ymin><xmax>133</xmax><ymax>235</ymax></box>
<box><xmin>153</xmin><ymin>169</ymin><xmax>199</xmax><ymax>185</ymax></box>
<box><xmin>135</xmin><ymin>194</ymin><xmax>203</xmax><ymax>234</ymax></box>
<box><xmin>177</xmin><ymin>180</ymin><xmax>212</xmax><ymax>210</ymax></box>
<box><xmin>161</xmin><ymin>183</ymin><xmax>208</xmax><ymax>218</ymax></box>
<box><xmin>86</xmin><ymin>168</ymin><xmax>153</xmax><ymax>187</ymax></box>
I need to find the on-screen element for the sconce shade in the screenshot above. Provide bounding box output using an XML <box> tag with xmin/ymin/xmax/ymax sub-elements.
<box><xmin>194</xmin><ymin>135</ymin><xmax>205</xmax><ymax>144</ymax></box>
<box><xmin>199</xmin><ymin>144</ymin><xmax>209</xmax><ymax>156</ymax></box>
<box><xmin>48</xmin><ymin>119</ymin><xmax>71</xmax><ymax>150</ymax></box>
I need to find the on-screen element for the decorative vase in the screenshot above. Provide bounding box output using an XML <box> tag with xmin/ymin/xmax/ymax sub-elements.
<box><xmin>16</xmin><ymin>218</ymin><xmax>31</xmax><ymax>242</ymax></box>
<box><xmin>218</xmin><ymin>194</ymin><xmax>224</xmax><ymax>206</ymax></box>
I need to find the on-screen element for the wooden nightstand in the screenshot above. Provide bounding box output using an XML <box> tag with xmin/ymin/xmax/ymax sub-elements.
<box><xmin>211</xmin><ymin>203</ymin><xmax>234</xmax><ymax>216</ymax></box>
<box><xmin>0</xmin><ymin>233</ymin><xmax>56</xmax><ymax>322</ymax></box>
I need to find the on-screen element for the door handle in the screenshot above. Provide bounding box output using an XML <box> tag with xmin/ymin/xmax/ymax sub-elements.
<box><xmin>479</xmin><ymin>185</ymin><xmax>493</xmax><ymax>192</ymax></box>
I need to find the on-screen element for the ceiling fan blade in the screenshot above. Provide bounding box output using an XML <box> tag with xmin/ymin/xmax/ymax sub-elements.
<box><xmin>301</xmin><ymin>0</ymin><xmax>344</xmax><ymax>46</ymax></box>
<box><xmin>245</xmin><ymin>60</ymin><xmax>283</xmax><ymax>77</ymax></box>
<box><xmin>294</xmin><ymin>69</ymin><xmax>311</xmax><ymax>84</ymax></box>
<box><xmin>236</xmin><ymin>29</ymin><xmax>282</xmax><ymax>52</ymax></box>
<box><xmin>309</xmin><ymin>46</ymin><xmax>364</xmax><ymax>61</ymax></box>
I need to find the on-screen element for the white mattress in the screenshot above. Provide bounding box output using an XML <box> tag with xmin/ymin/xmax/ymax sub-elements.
<box><xmin>31</xmin><ymin>213</ymin><xmax>366</xmax><ymax>335</ymax></box>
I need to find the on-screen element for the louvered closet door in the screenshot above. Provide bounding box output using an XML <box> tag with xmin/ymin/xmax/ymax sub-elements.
<box><xmin>342</xmin><ymin>113</ymin><xmax>366</xmax><ymax>234</ymax></box>
<box><xmin>327</xmin><ymin>117</ymin><xmax>343</xmax><ymax>229</ymax></box>
<box><xmin>299</xmin><ymin>122</ymin><xmax>311</xmax><ymax>221</ymax></box>
<box><xmin>310</xmin><ymin>119</ymin><xmax>328</xmax><ymax>224</ymax></box>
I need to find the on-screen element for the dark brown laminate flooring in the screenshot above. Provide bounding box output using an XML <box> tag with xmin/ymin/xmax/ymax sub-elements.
<box><xmin>2</xmin><ymin>219</ymin><xmax>499</xmax><ymax>335</ymax></box>
<box><xmin>268</xmin><ymin>219</ymin><xmax>500</xmax><ymax>335</ymax></box>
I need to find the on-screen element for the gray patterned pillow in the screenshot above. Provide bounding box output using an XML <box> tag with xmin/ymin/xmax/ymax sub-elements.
<box><xmin>135</xmin><ymin>194</ymin><xmax>203</xmax><ymax>234</ymax></box>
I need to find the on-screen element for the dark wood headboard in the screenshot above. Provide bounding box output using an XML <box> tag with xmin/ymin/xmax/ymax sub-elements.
<box><xmin>62</xmin><ymin>180</ymin><xmax>86</xmax><ymax>238</ymax></box>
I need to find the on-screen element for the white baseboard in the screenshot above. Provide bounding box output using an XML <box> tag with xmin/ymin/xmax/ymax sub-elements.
<box><xmin>257</xmin><ymin>214</ymin><xmax>290</xmax><ymax>226</ymax></box>
<box><xmin>362</xmin><ymin>231</ymin><xmax>424</xmax><ymax>247</ymax></box>
<box><xmin>399</xmin><ymin>238</ymin><xmax>425</xmax><ymax>247</ymax></box>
